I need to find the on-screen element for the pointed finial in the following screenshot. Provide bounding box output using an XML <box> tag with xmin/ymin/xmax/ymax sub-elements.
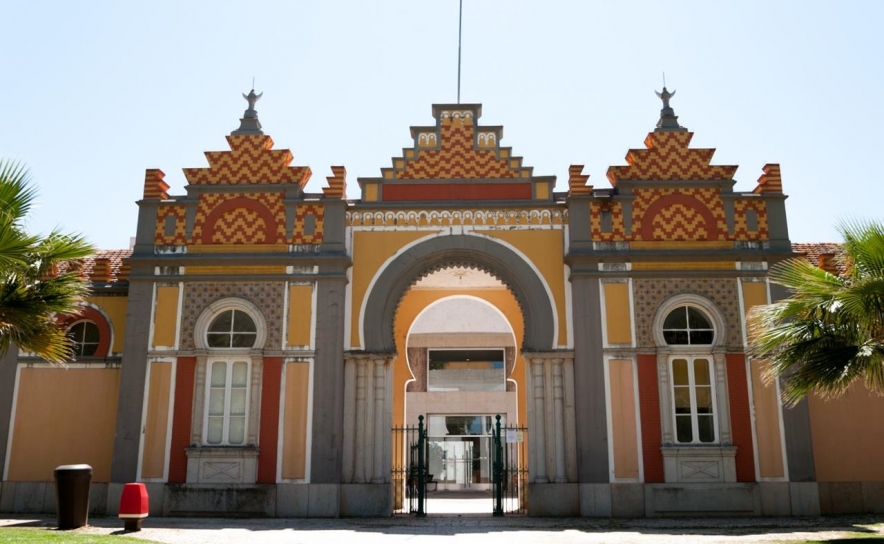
<box><xmin>232</xmin><ymin>89</ymin><xmax>264</xmax><ymax>135</ymax></box>
<box><xmin>654</xmin><ymin>86</ymin><xmax>687</xmax><ymax>132</ymax></box>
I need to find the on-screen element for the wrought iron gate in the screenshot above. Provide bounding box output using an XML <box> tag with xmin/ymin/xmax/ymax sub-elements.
<box><xmin>392</xmin><ymin>415</ymin><xmax>428</xmax><ymax>516</ymax></box>
<box><xmin>491</xmin><ymin>414</ymin><xmax>528</xmax><ymax>515</ymax></box>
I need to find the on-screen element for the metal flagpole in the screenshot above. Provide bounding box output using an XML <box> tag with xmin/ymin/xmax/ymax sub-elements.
<box><xmin>457</xmin><ymin>0</ymin><xmax>463</xmax><ymax>103</ymax></box>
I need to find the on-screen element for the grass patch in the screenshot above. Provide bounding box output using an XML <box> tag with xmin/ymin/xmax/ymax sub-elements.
<box><xmin>0</xmin><ymin>527</ymin><xmax>160</xmax><ymax>543</ymax></box>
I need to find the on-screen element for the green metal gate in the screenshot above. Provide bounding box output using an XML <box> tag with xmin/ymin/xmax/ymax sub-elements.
<box><xmin>491</xmin><ymin>414</ymin><xmax>528</xmax><ymax>515</ymax></box>
<box><xmin>392</xmin><ymin>415</ymin><xmax>428</xmax><ymax>516</ymax></box>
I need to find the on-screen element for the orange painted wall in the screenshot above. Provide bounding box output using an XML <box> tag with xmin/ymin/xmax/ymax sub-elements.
<box><xmin>7</xmin><ymin>368</ymin><xmax>119</xmax><ymax>482</ymax></box>
<box><xmin>809</xmin><ymin>384</ymin><xmax>884</xmax><ymax>481</ymax></box>
<box><xmin>281</xmin><ymin>363</ymin><xmax>310</xmax><ymax>480</ymax></box>
<box><xmin>741</xmin><ymin>280</ymin><xmax>785</xmax><ymax>478</ymax></box>
<box><xmin>86</xmin><ymin>296</ymin><xmax>127</xmax><ymax>354</ymax></box>
<box><xmin>483</xmin><ymin>230</ymin><xmax>567</xmax><ymax>347</ymax></box>
<box><xmin>603</xmin><ymin>282</ymin><xmax>632</xmax><ymax>345</ymax></box>
<box><xmin>610</xmin><ymin>359</ymin><xmax>639</xmax><ymax>479</ymax></box>
<box><xmin>392</xmin><ymin>288</ymin><xmax>526</xmax><ymax>429</ymax></box>
<box><xmin>287</xmin><ymin>283</ymin><xmax>314</xmax><ymax>348</ymax></box>
<box><xmin>152</xmin><ymin>285</ymin><xmax>179</xmax><ymax>348</ymax></box>
<box><xmin>349</xmin><ymin>230</ymin><xmax>441</xmax><ymax>347</ymax></box>
<box><xmin>141</xmin><ymin>361</ymin><xmax>172</xmax><ymax>479</ymax></box>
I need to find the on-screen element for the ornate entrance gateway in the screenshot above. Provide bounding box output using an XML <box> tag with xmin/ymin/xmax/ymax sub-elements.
<box><xmin>393</xmin><ymin>414</ymin><xmax>528</xmax><ymax>516</ymax></box>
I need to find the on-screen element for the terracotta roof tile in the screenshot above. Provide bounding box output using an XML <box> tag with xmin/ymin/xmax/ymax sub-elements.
<box><xmin>791</xmin><ymin>242</ymin><xmax>847</xmax><ymax>276</ymax></box>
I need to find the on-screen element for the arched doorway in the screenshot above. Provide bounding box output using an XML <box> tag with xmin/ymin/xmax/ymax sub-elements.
<box><xmin>360</xmin><ymin>233</ymin><xmax>556</xmax><ymax>515</ymax></box>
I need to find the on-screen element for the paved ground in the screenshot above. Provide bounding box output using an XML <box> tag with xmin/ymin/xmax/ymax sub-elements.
<box><xmin>2</xmin><ymin>515</ymin><xmax>884</xmax><ymax>544</ymax></box>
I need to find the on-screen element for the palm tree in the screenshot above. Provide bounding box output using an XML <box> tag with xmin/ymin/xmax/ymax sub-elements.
<box><xmin>749</xmin><ymin>221</ymin><xmax>884</xmax><ymax>406</ymax></box>
<box><xmin>0</xmin><ymin>161</ymin><xmax>94</xmax><ymax>364</ymax></box>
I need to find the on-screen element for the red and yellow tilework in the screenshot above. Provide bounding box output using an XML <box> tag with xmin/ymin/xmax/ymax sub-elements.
<box><xmin>155</xmin><ymin>204</ymin><xmax>188</xmax><ymax>245</ymax></box>
<box><xmin>606</xmin><ymin>132</ymin><xmax>738</xmax><ymax>185</ymax></box>
<box><xmin>193</xmin><ymin>193</ymin><xmax>286</xmax><ymax>245</ymax></box>
<box><xmin>292</xmin><ymin>204</ymin><xmax>324</xmax><ymax>245</ymax></box>
<box><xmin>633</xmin><ymin>188</ymin><xmax>726</xmax><ymax>241</ymax></box>
<box><xmin>384</xmin><ymin>112</ymin><xmax>530</xmax><ymax>180</ymax></box>
<box><xmin>733</xmin><ymin>199</ymin><xmax>769</xmax><ymax>240</ymax></box>
<box><xmin>183</xmin><ymin>135</ymin><xmax>312</xmax><ymax>187</ymax></box>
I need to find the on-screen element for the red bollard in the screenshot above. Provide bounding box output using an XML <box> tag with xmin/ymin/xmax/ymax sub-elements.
<box><xmin>118</xmin><ymin>483</ymin><xmax>149</xmax><ymax>532</ymax></box>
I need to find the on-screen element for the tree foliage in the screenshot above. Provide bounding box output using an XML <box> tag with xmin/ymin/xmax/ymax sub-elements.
<box><xmin>0</xmin><ymin>161</ymin><xmax>94</xmax><ymax>364</ymax></box>
<box><xmin>749</xmin><ymin>221</ymin><xmax>884</xmax><ymax>405</ymax></box>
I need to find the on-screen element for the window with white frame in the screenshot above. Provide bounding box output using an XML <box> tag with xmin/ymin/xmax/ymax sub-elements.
<box><xmin>206</xmin><ymin>309</ymin><xmax>257</xmax><ymax>349</ymax></box>
<box><xmin>671</xmin><ymin>356</ymin><xmax>716</xmax><ymax>443</ymax></box>
<box><xmin>192</xmin><ymin>299</ymin><xmax>267</xmax><ymax>450</ymax></box>
<box><xmin>661</xmin><ymin>304</ymin><xmax>719</xmax><ymax>445</ymax></box>
<box><xmin>205</xmin><ymin>359</ymin><xmax>250</xmax><ymax>445</ymax></box>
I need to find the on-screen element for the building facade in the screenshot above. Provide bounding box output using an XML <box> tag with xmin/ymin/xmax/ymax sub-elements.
<box><xmin>1</xmin><ymin>92</ymin><xmax>882</xmax><ymax>517</ymax></box>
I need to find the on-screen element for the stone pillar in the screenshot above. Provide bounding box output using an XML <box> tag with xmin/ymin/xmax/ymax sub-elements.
<box><xmin>552</xmin><ymin>358</ymin><xmax>567</xmax><ymax>483</ymax></box>
<box><xmin>526</xmin><ymin>352</ymin><xmax>577</xmax><ymax>484</ymax></box>
<box><xmin>531</xmin><ymin>357</ymin><xmax>549</xmax><ymax>483</ymax></box>
<box><xmin>342</xmin><ymin>353</ymin><xmax>393</xmax><ymax>485</ymax></box>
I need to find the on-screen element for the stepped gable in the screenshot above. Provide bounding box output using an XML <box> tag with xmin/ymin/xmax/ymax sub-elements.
<box><xmin>150</xmin><ymin>91</ymin><xmax>326</xmax><ymax>247</ymax></box>
<box><xmin>591</xmin><ymin>89</ymin><xmax>774</xmax><ymax>244</ymax></box>
<box><xmin>606</xmin><ymin>131</ymin><xmax>738</xmax><ymax>185</ymax></box>
<box><xmin>182</xmin><ymin>134</ymin><xmax>311</xmax><ymax>187</ymax></box>
<box><xmin>359</xmin><ymin>103</ymin><xmax>555</xmax><ymax>203</ymax></box>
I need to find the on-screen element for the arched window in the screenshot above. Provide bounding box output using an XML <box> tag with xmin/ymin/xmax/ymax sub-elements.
<box><xmin>192</xmin><ymin>299</ymin><xmax>266</xmax><ymax>451</ymax></box>
<box><xmin>68</xmin><ymin>321</ymin><xmax>100</xmax><ymax>356</ymax></box>
<box><xmin>653</xmin><ymin>298</ymin><xmax>726</xmax><ymax>447</ymax></box>
<box><xmin>662</xmin><ymin>305</ymin><xmax>715</xmax><ymax>345</ymax></box>
<box><xmin>206</xmin><ymin>309</ymin><xmax>257</xmax><ymax>349</ymax></box>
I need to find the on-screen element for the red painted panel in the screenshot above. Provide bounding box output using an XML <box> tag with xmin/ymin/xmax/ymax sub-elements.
<box><xmin>257</xmin><ymin>357</ymin><xmax>282</xmax><ymax>484</ymax></box>
<box><xmin>726</xmin><ymin>353</ymin><xmax>757</xmax><ymax>482</ymax></box>
<box><xmin>637</xmin><ymin>354</ymin><xmax>664</xmax><ymax>483</ymax></box>
<box><xmin>168</xmin><ymin>357</ymin><xmax>196</xmax><ymax>483</ymax></box>
<box><xmin>382</xmin><ymin>182</ymin><xmax>532</xmax><ymax>201</ymax></box>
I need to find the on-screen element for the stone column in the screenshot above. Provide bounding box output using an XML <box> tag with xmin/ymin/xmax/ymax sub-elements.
<box><xmin>342</xmin><ymin>352</ymin><xmax>393</xmax><ymax>485</ymax></box>
<box><xmin>353</xmin><ymin>361</ymin><xmax>367</xmax><ymax>483</ymax></box>
<box><xmin>531</xmin><ymin>357</ymin><xmax>549</xmax><ymax>483</ymax></box>
<box><xmin>372</xmin><ymin>357</ymin><xmax>387</xmax><ymax>483</ymax></box>
<box><xmin>552</xmin><ymin>358</ymin><xmax>567</xmax><ymax>483</ymax></box>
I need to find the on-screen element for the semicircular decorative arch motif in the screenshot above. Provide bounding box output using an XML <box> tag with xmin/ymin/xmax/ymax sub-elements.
<box><xmin>640</xmin><ymin>193</ymin><xmax>721</xmax><ymax>242</ymax></box>
<box><xmin>362</xmin><ymin>234</ymin><xmax>556</xmax><ymax>353</ymax></box>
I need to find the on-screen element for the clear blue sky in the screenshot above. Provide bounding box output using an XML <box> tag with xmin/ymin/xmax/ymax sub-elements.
<box><xmin>1</xmin><ymin>1</ymin><xmax>881</xmax><ymax>249</ymax></box>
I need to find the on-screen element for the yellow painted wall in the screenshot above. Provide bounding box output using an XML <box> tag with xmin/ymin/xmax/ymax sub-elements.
<box><xmin>141</xmin><ymin>362</ymin><xmax>172</xmax><ymax>479</ymax></box>
<box><xmin>287</xmin><ymin>283</ymin><xmax>314</xmax><ymax>348</ymax></box>
<box><xmin>603</xmin><ymin>282</ymin><xmax>632</xmax><ymax>345</ymax></box>
<box><xmin>741</xmin><ymin>280</ymin><xmax>785</xmax><ymax>479</ymax></box>
<box><xmin>809</xmin><ymin>384</ymin><xmax>884</xmax><ymax>481</ymax></box>
<box><xmin>7</xmin><ymin>368</ymin><xmax>119</xmax><ymax>482</ymax></box>
<box><xmin>609</xmin><ymin>359</ymin><xmax>639</xmax><ymax>479</ymax></box>
<box><xmin>86</xmin><ymin>296</ymin><xmax>127</xmax><ymax>354</ymax></box>
<box><xmin>392</xmin><ymin>288</ymin><xmax>527</xmax><ymax>429</ymax></box>
<box><xmin>483</xmin><ymin>230</ymin><xmax>567</xmax><ymax>347</ymax></box>
<box><xmin>349</xmin><ymin>230</ymin><xmax>442</xmax><ymax>347</ymax></box>
<box><xmin>152</xmin><ymin>285</ymin><xmax>179</xmax><ymax>348</ymax></box>
<box><xmin>282</xmin><ymin>363</ymin><xmax>310</xmax><ymax>480</ymax></box>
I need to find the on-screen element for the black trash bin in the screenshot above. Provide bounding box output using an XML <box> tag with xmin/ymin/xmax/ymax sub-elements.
<box><xmin>54</xmin><ymin>464</ymin><xmax>92</xmax><ymax>529</ymax></box>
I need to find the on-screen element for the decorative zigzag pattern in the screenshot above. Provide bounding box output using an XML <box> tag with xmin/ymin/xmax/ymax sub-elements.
<box><xmin>155</xmin><ymin>204</ymin><xmax>188</xmax><ymax>245</ymax></box>
<box><xmin>193</xmin><ymin>192</ymin><xmax>287</xmax><ymax>244</ymax></box>
<box><xmin>211</xmin><ymin>207</ymin><xmax>268</xmax><ymax>244</ymax></box>
<box><xmin>183</xmin><ymin>135</ymin><xmax>312</xmax><ymax>187</ymax></box>
<box><xmin>590</xmin><ymin>201</ymin><xmax>627</xmax><ymax>240</ymax></box>
<box><xmin>292</xmin><ymin>204</ymin><xmax>324</xmax><ymax>244</ymax></box>
<box><xmin>633</xmin><ymin>188</ymin><xmax>726</xmax><ymax>241</ymax></box>
<box><xmin>606</xmin><ymin>132</ymin><xmax>738</xmax><ymax>184</ymax></box>
<box><xmin>395</xmin><ymin>124</ymin><xmax>526</xmax><ymax>180</ymax></box>
<box><xmin>733</xmin><ymin>199</ymin><xmax>769</xmax><ymax>240</ymax></box>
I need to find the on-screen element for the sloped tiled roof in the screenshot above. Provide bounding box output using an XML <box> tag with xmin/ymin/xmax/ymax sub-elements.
<box><xmin>58</xmin><ymin>249</ymin><xmax>132</xmax><ymax>284</ymax></box>
<box><xmin>791</xmin><ymin>242</ymin><xmax>847</xmax><ymax>276</ymax></box>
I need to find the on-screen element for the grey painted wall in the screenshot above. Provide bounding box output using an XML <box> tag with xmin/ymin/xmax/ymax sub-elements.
<box><xmin>310</xmin><ymin>274</ymin><xmax>347</xmax><ymax>483</ymax></box>
<box><xmin>109</xmin><ymin>277</ymin><xmax>154</xmax><ymax>482</ymax></box>
<box><xmin>362</xmin><ymin>234</ymin><xmax>556</xmax><ymax>353</ymax></box>
<box><xmin>769</xmin><ymin>282</ymin><xmax>816</xmax><ymax>482</ymax></box>
<box><xmin>0</xmin><ymin>347</ymin><xmax>19</xmax><ymax>475</ymax></box>
<box><xmin>569</xmin><ymin>275</ymin><xmax>610</xmax><ymax>482</ymax></box>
